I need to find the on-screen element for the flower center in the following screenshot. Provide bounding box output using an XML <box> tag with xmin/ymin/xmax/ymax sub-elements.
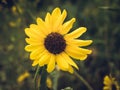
<box><xmin>112</xmin><ymin>84</ymin><xmax>117</xmax><ymax>90</ymax></box>
<box><xmin>44</xmin><ymin>32</ymin><xmax>66</xmax><ymax>54</ymax></box>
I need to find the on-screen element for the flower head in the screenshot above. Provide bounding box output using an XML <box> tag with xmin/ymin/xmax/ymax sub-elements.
<box><xmin>17</xmin><ymin>71</ymin><xmax>30</xmax><ymax>83</ymax></box>
<box><xmin>25</xmin><ymin>7</ymin><xmax>92</xmax><ymax>73</ymax></box>
<box><xmin>103</xmin><ymin>75</ymin><xmax>119</xmax><ymax>90</ymax></box>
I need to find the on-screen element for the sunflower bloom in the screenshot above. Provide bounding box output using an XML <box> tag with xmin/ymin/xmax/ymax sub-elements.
<box><xmin>103</xmin><ymin>75</ymin><xmax>119</xmax><ymax>90</ymax></box>
<box><xmin>25</xmin><ymin>7</ymin><xmax>92</xmax><ymax>73</ymax></box>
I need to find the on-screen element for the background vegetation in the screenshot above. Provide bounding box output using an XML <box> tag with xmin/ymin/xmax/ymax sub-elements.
<box><xmin>0</xmin><ymin>0</ymin><xmax>120</xmax><ymax>90</ymax></box>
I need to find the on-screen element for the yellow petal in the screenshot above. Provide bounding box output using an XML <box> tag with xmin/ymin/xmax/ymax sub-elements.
<box><xmin>54</xmin><ymin>9</ymin><xmax>67</xmax><ymax>30</ymax></box>
<box><xmin>56</xmin><ymin>54</ymin><xmax>69</xmax><ymax>71</ymax></box>
<box><xmin>65</xmin><ymin>39</ymin><xmax>93</xmax><ymax>47</ymax></box>
<box><xmin>45</xmin><ymin>13</ymin><xmax>52</xmax><ymax>32</ymax></box>
<box><xmin>30</xmin><ymin>47</ymin><xmax>45</xmax><ymax>59</ymax></box>
<box><xmin>47</xmin><ymin>54</ymin><xmax>55</xmax><ymax>73</ymax></box>
<box><xmin>51</xmin><ymin>7</ymin><xmax>61</xmax><ymax>25</ymax></box>
<box><xmin>103</xmin><ymin>86</ymin><xmax>110</xmax><ymax>90</ymax></box>
<box><xmin>68</xmin><ymin>45</ymin><xmax>92</xmax><ymax>54</ymax></box>
<box><xmin>45</xmin><ymin>13</ymin><xmax>51</xmax><ymax>24</ymax></box>
<box><xmin>65</xmin><ymin>27</ymin><xmax>87</xmax><ymax>39</ymax></box>
<box><xmin>51</xmin><ymin>8</ymin><xmax>62</xmax><ymax>32</ymax></box>
<box><xmin>25</xmin><ymin>28</ymin><xmax>39</xmax><ymax>39</ymax></box>
<box><xmin>65</xmin><ymin>45</ymin><xmax>88</xmax><ymax>60</ymax></box>
<box><xmin>29</xmin><ymin>24</ymin><xmax>46</xmax><ymax>38</ymax></box>
<box><xmin>59</xmin><ymin>18</ymin><xmax>76</xmax><ymax>35</ymax></box>
<box><xmin>25</xmin><ymin>38</ymin><xmax>43</xmax><ymax>45</ymax></box>
<box><xmin>30</xmin><ymin>24</ymin><xmax>40</xmax><ymax>30</ymax></box>
<box><xmin>39</xmin><ymin>51</ymin><xmax>51</xmax><ymax>66</ymax></box>
<box><xmin>25</xmin><ymin>45</ymin><xmax>34</xmax><ymax>52</ymax></box>
<box><xmin>36</xmin><ymin>18</ymin><xmax>49</xmax><ymax>35</ymax></box>
<box><xmin>104</xmin><ymin>76</ymin><xmax>112</xmax><ymax>85</ymax></box>
<box><xmin>79</xmin><ymin>48</ymin><xmax>92</xmax><ymax>54</ymax></box>
<box><xmin>79</xmin><ymin>55</ymin><xmax>87</xmax><ymax>60</ymax></box>
<box><xmin>37</xmin><ymin>17</ymin><xmax>43</xmax><ymax>25</ymax></box>
<box><xmin>30</xmin><ymin>49</ymin><xmax>40</xmax><ymax>59</ymax></box>
<box><xmin>61</xmin><ymin>52</ymin><xmax>78</xmax><ymax>69</ymax></box>
<box><xmin>32</xmin><ymin>60</ymin><xmax>39</xmax><ymax>66</ymax></box>
<box><xmin>68</xmin><ymin>65</ymin><xmax>74</xmax><ymax>73</ymax></box>
<box><xmin>25</xmin><ymin>45</ymin><xmax>40</xmax><ymax>52</ymax></box>
<box><xmin>36</xmin><ymin>50</ymin><xmax>48</xmax><ymax>60</ymax></box>
<box><xmin>52</xmin><ymin>7</ymin><xmax>61</xmax><ymax>17</ymax></box>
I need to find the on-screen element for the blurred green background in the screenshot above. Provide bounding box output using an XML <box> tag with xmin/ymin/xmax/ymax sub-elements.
<box><xmin>0</xmin><ymin>0</ymin><xmax>120</xmax><ymax>90</ymax></box>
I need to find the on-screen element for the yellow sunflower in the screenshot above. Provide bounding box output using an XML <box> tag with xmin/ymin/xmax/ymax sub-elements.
<box><xmin>25</xmin><ymin>7</ymin><xmax>92</xmax><ymax>73</ymax></box>
<box><xmin>103</xmin><ymin>75</ymin><xmax>119</xmax><ymax>90</ymax></box>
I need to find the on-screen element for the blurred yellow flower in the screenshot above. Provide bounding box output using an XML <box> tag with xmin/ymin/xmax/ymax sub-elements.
<box><xmin>37</xmin><ymin>77</ymin><xmax>52</xmax><ymax>89</ymax></box>
<box><xmin>17</xmin><ymin>71</ymin><xmax>30</xmax><ymax>83</ymax></box>
<box><xmin>12</xmin><ymin>6</ymin><xmax>17</xmax><ymax>15</ymax></box>
<box><xmin>46</xmin><ymin>77</ymin><xmax>52</xmax><ymax>88</ymax></box>
<box><xmin>103</xmin><ymin>75</ymin><xmax>119</xmax><ymax>90</ymax></box>
<box><xmin>25</xmin><ymin>7</ymin><xmax>92</xmax><ymax>73</ymax></box>
<box><xmin>9</xmin><ymin>21</ymin><xmax>16</xmax><ymax>27</ymax></box>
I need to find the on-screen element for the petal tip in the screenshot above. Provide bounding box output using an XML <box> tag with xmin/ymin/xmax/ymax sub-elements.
<box><xmin>32</xmin><ymin>62</ymin><xmax>38</xmax><ymax>66</ymax></box>
<box><xmin>80</xmin><ymin>55</ymin><xmax>87</xmax><ymax>60</ymax></box>
<box><xmin>81</xmin><ymin>27</ymin><xmax>87</xmax><ymax>32</ymax></box>
<box><xmin>72</xmin><ymin>18</ymin><xmax>76</xmax><ymax>22</ymax></box>
<box><xmin>36</xmin><ymin>18</ymin><xmax>43</xmax><ymax>25</ymax></box>
<box><xmin>54</xmin><ymin>7</ymin><xmax>61</xmax><ymax>11</ymax></box>
<box><xmin>89</xmin><ymin>50</ymin><xmax>92</xmax><ymax>54</ymax></box>
<box><xmin>24</xmin><ymin>28</ymin><xmax>29</xmax><ymax>32</ymax></box>
<box><xmin>63</xmin><ymin>9</ymin><xmax>67</xmax><ymax>15</ymax></box>
<box><xmin>89</xmin><ymin>40</ymin><xmax>93</xmax><ymax>44</ymax></box>
<box><xmin>24</xmin><ymin>46</ymin><xmax>30</xmax><ymax>52</ymax></box>
<box><xmin>47</xmin><ymin>68</ymin><xmax>53</xmax><ymax>73</ymax></box>
<box><xmin>52</xmin><ymin>7</ymin><xmax>61</xmax><ymax>16</ymax></box>
<box><xmin>76</xmin><ymin>66</ymin><xmax>79</xmax><ymax>70</ymax></box>
<box><xmin>25</xmin><ymin>38</ymin><xmax>29</xmax><ymax>43</ymax></box>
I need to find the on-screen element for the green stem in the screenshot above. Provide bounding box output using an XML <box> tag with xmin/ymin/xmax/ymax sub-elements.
<box><xmin>39</xmin><ymin>66</ymin><xmax>48</xmax><ymax>90</ymax></box>
<box><xmin>74</xmin><ymin>71</ymin><xmax>93</xmax><ymax>90</ymax></box>
<box><xmin>34</xmin><ymin>65</ymin><xmax>40</xmax><ymax>90</ymax></box>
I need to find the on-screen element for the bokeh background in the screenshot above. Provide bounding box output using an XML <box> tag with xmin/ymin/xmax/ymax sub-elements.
<box><xmin>0</xmin><ymin>0</ymin><xmax>120</xmax><ymax>90</ymax></box>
